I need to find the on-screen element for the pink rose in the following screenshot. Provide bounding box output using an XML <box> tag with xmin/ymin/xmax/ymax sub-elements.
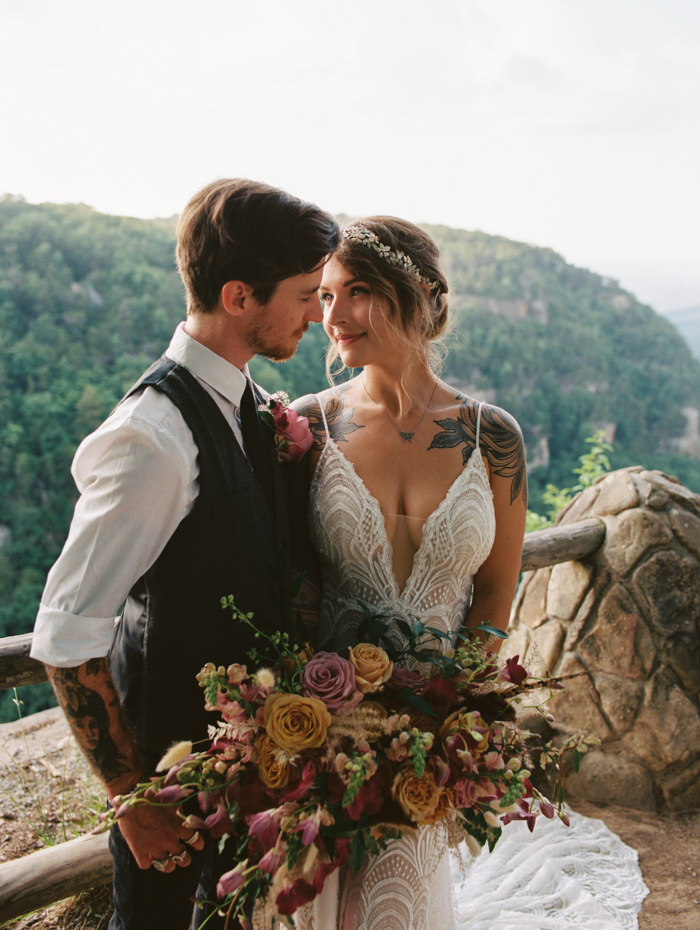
<box><xmin>271</xmin><ymin>405</ymin><xmax>313</xmax><ymax>462</ymax></box>
<box><xmin>300</xmin><ymin>652</ymin><xmax>363</xmax><ymax>713</ymax></box>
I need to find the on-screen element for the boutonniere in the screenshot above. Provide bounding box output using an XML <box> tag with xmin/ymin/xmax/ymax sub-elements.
<box><xmin>258</xmin><ymin>391</ymin><xmax>313</xmax><ymax>463</ymax></box>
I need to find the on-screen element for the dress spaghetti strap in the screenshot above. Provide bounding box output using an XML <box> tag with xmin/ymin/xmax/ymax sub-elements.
<box><xmin>315</xmin><ymin>394</ymin><xmax>331</xmax><ymax>439</ymax></box>
<box><xmin>475</xmin><ymin>400</ymin><xmax>485</xmax><ymax>451</ymax></box>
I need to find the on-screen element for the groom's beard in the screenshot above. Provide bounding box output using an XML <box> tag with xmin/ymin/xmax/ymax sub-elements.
<box><xmin>244</xmin><ymin>315</ymin><xmax>309</xmax><ymax>363</ymax></box>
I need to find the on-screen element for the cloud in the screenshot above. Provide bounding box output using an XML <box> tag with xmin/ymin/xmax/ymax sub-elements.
<box><xmin>1</xmin><ymin>0</ymin><xmax>698</xmax><ymax>263</ymax></box>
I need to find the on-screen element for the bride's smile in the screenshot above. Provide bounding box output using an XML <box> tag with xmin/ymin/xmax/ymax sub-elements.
<box><xmin>319</xmin><ymin>256</ymin><xmax>398</xmax><ymax>367</ymax></box>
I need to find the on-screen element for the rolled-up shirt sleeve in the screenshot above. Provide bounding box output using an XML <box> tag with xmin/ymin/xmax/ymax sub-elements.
<box><xmin>31</xmin><ymin>390</ymin><xmax>199</xmax><ymax>667</ymax></box>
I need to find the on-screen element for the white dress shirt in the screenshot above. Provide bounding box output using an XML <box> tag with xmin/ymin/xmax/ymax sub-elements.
<box><xmin>31</xmin><ymin>323</ymin><xmax>250</xmax><ymax>667</ymax></box>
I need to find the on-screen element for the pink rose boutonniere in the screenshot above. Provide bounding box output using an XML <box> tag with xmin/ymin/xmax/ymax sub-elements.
<box><xmin>258</xmin><ymin>391</ymin><xmax>313</xmax><ymax>463</ymax></box>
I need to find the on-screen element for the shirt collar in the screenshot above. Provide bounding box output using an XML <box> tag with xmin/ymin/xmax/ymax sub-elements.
<box><xmin>165</xmin><ymin>321</ymin><xmax>249</xmax><ymax>408</ymax></box>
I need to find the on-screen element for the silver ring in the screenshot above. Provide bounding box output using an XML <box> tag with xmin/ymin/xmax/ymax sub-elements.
<box><xmin>183</xmin><ymin>831</ymin><xmax>202</xmax><ymax>847</ymax></box>
<box><xmin>171</xmin><ymin>852</ymin><xmax>189</xmax><ymax>866</ymax></box>
<box><xmin>152</xmin><ymin>856</ymin><xmax>171</xmax><ymax>872</ymax></box>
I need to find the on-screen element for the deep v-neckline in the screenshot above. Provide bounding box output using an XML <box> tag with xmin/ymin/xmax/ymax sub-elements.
<box><xmin>311</xmin><ymin>438</ymin><xmax>488</xmax><ymax>597</ymax></box>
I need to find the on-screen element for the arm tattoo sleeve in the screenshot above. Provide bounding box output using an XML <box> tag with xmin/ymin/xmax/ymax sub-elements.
<box><xmin>429</xmin><ymin>399</ymin><xmax>527</xmax><ymax>506</ymax></box>
<box><xmin>51</xmin><ymin>662</ymin><xmax>131</xmax><ymax>782</ymax></box>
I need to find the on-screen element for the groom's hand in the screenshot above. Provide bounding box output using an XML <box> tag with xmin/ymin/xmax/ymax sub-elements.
<box><xmin>46</xmin><ymin>661</ymin><xmax>205</xmax><ymax>871</ymax></box>
<box><xmin>116</xmin><ymin>802</ymin><xmax>205</xmax><ymax>870</ymax></box>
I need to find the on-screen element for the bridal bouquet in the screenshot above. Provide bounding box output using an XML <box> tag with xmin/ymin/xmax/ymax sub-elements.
<box><xmin>99</xmin><ymin>601</ymin><xmax>590</xmax><ymax>928</ymax></box>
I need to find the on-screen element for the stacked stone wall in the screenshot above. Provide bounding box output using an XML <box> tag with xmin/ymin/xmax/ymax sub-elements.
<box><xmin>505</xmin><ymin>467</ymin><xmax>700</xmax><ymax>812</ymax></box>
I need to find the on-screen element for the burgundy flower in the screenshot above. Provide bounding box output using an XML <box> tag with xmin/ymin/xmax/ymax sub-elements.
<box><xmin>539</xmin><ymin>799</ymin><xmax>555</xmax><ymax>819</ymax></box>
<box><xmin>282</xmin><ymin>759</ymin><xmax>320</xmax><ymax>802</ymax></box>
<box><xmin>345</xmin><ymin>765</ymin><xmax>392</xmax><ymax>820</ymax></box>
<box><xmin>423</xmin><ymin>676</ymin><xmax>460</xmax><ymax>706</ymax></box>
<box><xmin>500</xmin><ymin>655</ymin><xmax>528</xmax><ymax>685</ymax></box>
<box><xmin>300</xmin><ymin>652</ymin><xmax>362</xmax><ymax>713</ymax></box>
<box><xmin>312</xmin><ymin>858</ymin><xmax>341</xmax><ymax>894</ymax></box>
<box><xmin>276</xmin><ymin>878</ymin><xmax>317</xmax><ymax>915</ymax></box>
<box><xmin>501</xmin><ymin>798</ymin><xmax>537</xmax><ymax>832</ymax></box>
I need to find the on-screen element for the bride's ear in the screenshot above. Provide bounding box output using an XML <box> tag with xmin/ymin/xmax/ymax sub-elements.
<box><xmin>221</xmin><ymin>280</ymin><xmax>254</xmax><ymax>317</ymax></box>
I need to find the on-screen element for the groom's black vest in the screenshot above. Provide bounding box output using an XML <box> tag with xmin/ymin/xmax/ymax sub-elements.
<box><xmin>109</xmin><ymin>356</ymin><xmax>293</xmax><ymax>771</ymax></box>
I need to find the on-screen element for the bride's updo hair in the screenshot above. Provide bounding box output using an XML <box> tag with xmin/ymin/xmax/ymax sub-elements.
<box><xmin>328</xmin><ymin>217</ymin><xmax>450</xmax><ymax>377</ymax></box>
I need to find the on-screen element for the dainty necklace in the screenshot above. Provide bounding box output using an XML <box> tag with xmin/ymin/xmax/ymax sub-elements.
<box><xmin>361</xmin><ymin>374</ymin><xmax>438</xmax><ymax>443</ymax></box>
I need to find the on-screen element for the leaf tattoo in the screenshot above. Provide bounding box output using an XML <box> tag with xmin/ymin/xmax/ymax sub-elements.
<box><xmin>294</xmin><ymin>389</ymin><xmax>365</xmax><ymax>452</ymax></box>
<box><xmin>429</xmin><ymin>399</ymin><xmax>527</xmax><ymax>506</ymax></box>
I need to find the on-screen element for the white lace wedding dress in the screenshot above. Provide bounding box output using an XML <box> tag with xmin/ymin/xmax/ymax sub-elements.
<box><xmin>297</xmin><ymin>399</ymin><xmax>649</xmax><ymax>930</ymax></box>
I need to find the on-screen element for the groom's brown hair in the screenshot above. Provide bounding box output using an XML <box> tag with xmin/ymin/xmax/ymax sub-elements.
<box><xmin>176</xmin><ymin>178</ymin><xmax>339</xmax><ymax>314</ymax></box>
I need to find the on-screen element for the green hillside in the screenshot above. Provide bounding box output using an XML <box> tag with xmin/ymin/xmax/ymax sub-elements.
<box><xmin>2</xmin><ymin>196</ymin><xmax>700</xmax><ymax>718</ymax></box>
<box><xmin>666</xmin><ymin>305</ymin><xmax>700</xmax><ymax>362</ymax></box>
<box><xmin>425</xmin><ymin>224</ymin><xmax>700</xmax><ymax>492</ymax></box>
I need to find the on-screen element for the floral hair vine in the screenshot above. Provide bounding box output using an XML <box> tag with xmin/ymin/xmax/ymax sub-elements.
<box><xmin>343</xmin><ymin>226</ymin><xmax>439</xmax><ymax>288</ymax></box>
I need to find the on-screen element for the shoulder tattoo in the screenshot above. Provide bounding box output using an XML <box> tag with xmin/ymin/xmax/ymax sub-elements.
<box><xmin>429</xmin><ymin>397</ymin><xmax>527</xmax><ymax>506</ymax></box>
<box><xmin>295</xmin><ymin>387</ymin><xmax>364</xmax><ymax>452</ymax></box>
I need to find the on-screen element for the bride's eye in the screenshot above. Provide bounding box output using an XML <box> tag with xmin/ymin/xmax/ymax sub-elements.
<box><xmin>319</xmin><ymin>291</ymin><xmax>333</xmax><ymax>305</ymax></box>
<box><xmin>350</xmin><ymin>286</ymin><xmax>371</xmax><ymax>298</ymax></box>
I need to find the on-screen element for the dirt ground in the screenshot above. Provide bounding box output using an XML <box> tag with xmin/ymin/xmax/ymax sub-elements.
<box><xmin>573</xmin><ymin>799</ymin><xmax>700</xmax><ymax>930</ymax></box>
<box><xmin>1</xmin><ymin>708</ymin><xmax>699</xmax><ymax>929</ymax></box>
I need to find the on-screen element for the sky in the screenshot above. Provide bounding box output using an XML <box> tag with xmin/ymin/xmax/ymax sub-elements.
<box><xmin>2</xmin><ymin>0</ymin><xmax>699</xmax><ymax>306</ymax></box>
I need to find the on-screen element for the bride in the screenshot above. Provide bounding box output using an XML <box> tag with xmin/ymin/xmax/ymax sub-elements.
<box><xmin>292</xmin><ymin>218</ymin><xmax>648</xmax><ymax>930</ymax></box>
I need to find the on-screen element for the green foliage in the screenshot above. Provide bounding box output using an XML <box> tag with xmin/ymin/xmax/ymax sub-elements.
<box><xmin>0</xmin><ymin>199</ymin><xmax>185</xmax><ymax>655</ymax></box>
<box><xmin>3</xmin><ymin>201</ymin><xmax>700</xmax><ymax>719</ymax></box>
<box><xmin>526</xmin><ymin>431</ymin><xmax>614</xmax><ymax>529</ymax></box>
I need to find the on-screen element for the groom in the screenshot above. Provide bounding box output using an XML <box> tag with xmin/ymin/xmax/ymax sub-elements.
<box><xmin>30</xmin><ymin>179</ymin><xmax>338</xmax><ymax>929</ymax></box>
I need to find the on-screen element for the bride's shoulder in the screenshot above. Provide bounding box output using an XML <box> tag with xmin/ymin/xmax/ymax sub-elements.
<box><xmin>469</xmin><ymin>397</ymin><xmax>523</xmax><ymax>446</ymax></box>
<box><xmin>431</xmin><ymin>391</ymin><xmax>524</xmax><ymax>473</ymax></box>
<box><xmin>292</xmin><ymin>383</ymin><xmax>365</xmax><ymax>452</ymax></box>
<box><xmin>437</xmin><ymin>392</ymin><xmax>526</xmax><ymax>502</ymax></box>
<box><xmin>437</xmin><ymin>391</ymin><xmax>523</xmax><ymax>444</ymax></box>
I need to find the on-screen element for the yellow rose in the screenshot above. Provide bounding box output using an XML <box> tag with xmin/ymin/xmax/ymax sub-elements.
<box><xmin>391</xmin><ymin>767</ymin><xmax>441</xmax><ymax>822</ymax></box>
<box><xmin>256</xmin><ymin>734</ymin><xmax>291</xmax><ymax>789</ymax></box>
<box><xmin>263</xmin><ymin>693</ymin><xmax>331</xmax><ymax>753</ymax></box>
<box><xmin>418</xmin><ymin>787</ymin><xmax>454</xmax><ymax>825</ymax></box>
<box><xmin>348</xmin><ymin>644</ymin><xmax>393</xmax><ymax>693</ymax></box>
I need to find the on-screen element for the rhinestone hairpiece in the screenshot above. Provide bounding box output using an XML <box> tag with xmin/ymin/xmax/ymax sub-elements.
<box><xmin>343</xmin><ymin>226</ymin><xmax>438</xmax><ymax>287</ymax></box>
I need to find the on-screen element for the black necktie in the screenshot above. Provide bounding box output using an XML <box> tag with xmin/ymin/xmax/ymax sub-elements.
<box><xmin>239</xmin><ymin>379</ymin><xmax>275</xmax><ymax>511</ymax></box>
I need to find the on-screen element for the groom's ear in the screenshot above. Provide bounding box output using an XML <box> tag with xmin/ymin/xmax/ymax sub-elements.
<box><xmin>220</xmin><ymin>280</ymin><xmax>255</xmax><ymax>317</ymax></box>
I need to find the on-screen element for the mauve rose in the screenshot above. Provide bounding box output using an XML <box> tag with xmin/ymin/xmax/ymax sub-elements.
<box><xmin>300</xmin><ymin>652</ymin><xmax>362</xmax><ymax>713</ymax></box>
<box><xmin>387</xmin><ymin>666</ymin><xmax>428</xmax><ymax>693</ymax></box>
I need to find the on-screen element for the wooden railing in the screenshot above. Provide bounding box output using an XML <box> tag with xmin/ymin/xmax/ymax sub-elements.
<box><xmin>0</xmin><ymin>516</ymin><xmax>606</xmax><ymax>923</ymax></box>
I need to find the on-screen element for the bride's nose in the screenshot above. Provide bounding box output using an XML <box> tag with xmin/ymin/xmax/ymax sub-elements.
<box><xmin>323</xmin><ymin>295</ymin><xmax>346</xmax><ymax>327</ymax></box>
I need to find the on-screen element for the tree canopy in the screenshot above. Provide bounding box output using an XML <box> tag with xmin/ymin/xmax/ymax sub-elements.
<box><xmin>2</xmin><ymin>197</ymin><xmax>700</xmax><ymax>718</ymax></box>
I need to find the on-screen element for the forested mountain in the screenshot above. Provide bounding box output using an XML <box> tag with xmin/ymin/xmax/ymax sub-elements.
<box><xmin>2</xmin><ymin>196</ymin><xmax>700</xmax><ymax>718</ymax></box>
<box><xmin>427</xmin><ymin>225</ymin><xmax>700</xmax><ymax>490</ymax></box>
<box><xmin>666</xmin><ymin>305</ymin><xmax>700</xmax><ymax>362</ymax></box>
